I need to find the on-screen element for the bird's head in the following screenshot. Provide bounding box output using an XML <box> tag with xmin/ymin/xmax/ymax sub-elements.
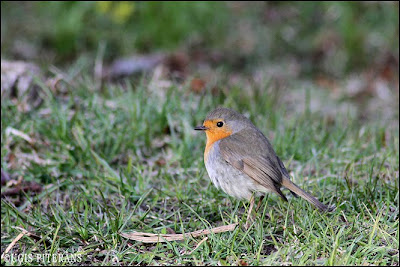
<box><xmin>194</xmin><ymin>107</ymin><xmax>251</xmax><ymax>145</ymax></box>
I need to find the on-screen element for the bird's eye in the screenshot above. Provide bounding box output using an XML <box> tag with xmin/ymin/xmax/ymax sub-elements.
<box><xmin>217</xmin><ymin>121</ymin><xmax>224</xmax><ymax>127</ymax></box>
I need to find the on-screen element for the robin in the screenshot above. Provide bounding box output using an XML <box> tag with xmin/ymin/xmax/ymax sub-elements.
<box><xmin>195</xmin><ymin>107</ymin><xmax>334</xmax><ymax>226</ymax></box>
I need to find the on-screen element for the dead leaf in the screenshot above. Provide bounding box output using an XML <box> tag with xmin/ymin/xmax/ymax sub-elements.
<box><xmin>1</xmin><ymin>60</ymin><xmax>43</xmax><ymax>112</ymax></box>
<box><xmin>238</xmin><ymin>259</ymin><xmax>249</xmax><ymax>266</ymax></box>
<box><xmin>155</xmin><ymin>157</ymin><xmax>167</xmax><ymax>167</ymax></box>
<box><xmin>1</xmin><ymin>169</ymin><xmax>11</xmax><ymax>186</ymax></box>
<box><xmin>1</xmin><ymin>180</ymin><xmax>42</xmax><ymax>197</ymax></box>
<box><xmin>165</xmin><ymin>227</ymin><xmax>176</xmax><ymax>235</ymax></box>
<box><xmin>104</xmin><ymin>53</ymin><xmax>166</xmax><ymax>80</ymax></box>
<box><xmin>164</xmin><ymin>52</ymin><xmax>189</xmax><ymax>79</ymax></box>
<box><xmin>190</xmin><ymin>78</ymin><xmax>206</xmax><ymax>93</ymax></box>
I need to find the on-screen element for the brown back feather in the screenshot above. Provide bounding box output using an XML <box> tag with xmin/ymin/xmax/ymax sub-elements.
<box><xmin>219</xmin><ymin>128</ymin><xmax>288</xmax><ymax>200</ymax></box>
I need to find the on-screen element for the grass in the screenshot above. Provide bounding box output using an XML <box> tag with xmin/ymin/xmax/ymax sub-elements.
<box><xmin>1</xmin><ymin>65</ymin><xmax>399</xmax><ymax>265</ymax></box>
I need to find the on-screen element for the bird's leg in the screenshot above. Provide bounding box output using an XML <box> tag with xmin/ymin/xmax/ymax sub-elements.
<box><xmin>244</xmin><ymin>195</ymin><xmax>255</xmax><ymax>229</ymax></box>
<box><xmin>255</xmin><ymin>195</ymin><xmax>265</xmax><ymax>212</ymax></box>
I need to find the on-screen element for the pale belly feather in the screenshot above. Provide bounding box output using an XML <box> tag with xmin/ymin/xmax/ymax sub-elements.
<box><xmin>204</xmin><ymin>141</ymin><xmax>267</xmax><ymax>200</ymax></box>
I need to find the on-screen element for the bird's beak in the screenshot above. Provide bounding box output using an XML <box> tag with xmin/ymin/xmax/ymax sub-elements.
<box><xmin>194</xmin><ymin>125</ymin><xmax>208</xmax><ymax>131</ymax></box>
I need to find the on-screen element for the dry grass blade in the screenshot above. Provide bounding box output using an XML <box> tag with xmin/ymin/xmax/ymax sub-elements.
<box><xmin>183</xmin><ymin>236</ymin><xmax>208</xmax><ymax>255</ymax></box>
<box><xmin>5</xmin><ymin>127</ymin><xmax>34</xmax><ymax>145</ymax></box>
<box><xmin>120</xmin><ymin>223</ymin><xmax>237</xmax><ymax>243</ymax></box>
<box><xmin>1</xmin><ymin>229</ymin><xmax>31</xmax><ymax>259</ymax></box>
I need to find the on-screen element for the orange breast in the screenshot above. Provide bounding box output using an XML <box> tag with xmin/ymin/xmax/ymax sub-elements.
<box><xmin>204</xmin><ymin>128</ymin><xmax>232</xmax><ymax>161</ymax></box>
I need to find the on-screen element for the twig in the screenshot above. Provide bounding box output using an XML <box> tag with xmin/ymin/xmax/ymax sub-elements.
<box><xmin>120</xmin><ymin>223</ymin><xmax>237</xmax><ymax>243</ymax></box>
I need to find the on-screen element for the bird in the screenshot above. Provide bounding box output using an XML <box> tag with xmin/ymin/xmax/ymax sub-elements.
<box><xmin>194</xmin><ymin>107</ymin><xmax>334</xmax><ymax>227</ymax></box>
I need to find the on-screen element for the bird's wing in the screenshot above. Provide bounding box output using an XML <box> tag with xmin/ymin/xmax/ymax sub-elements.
<box><xmin>277</xmin><ymin>156</ymin><xmax>290</xmax><ymax>178</ymax></box>
<box><xmin>219</xmin><ymin>129</ymin><xmax>287</xmax><ymax>199</ymax></box>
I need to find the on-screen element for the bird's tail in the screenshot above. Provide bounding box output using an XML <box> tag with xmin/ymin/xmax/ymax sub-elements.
<box><xmin>281</xmin><ymin>177</ymin><xmax>335</xmax><ymax>212</ymax></box>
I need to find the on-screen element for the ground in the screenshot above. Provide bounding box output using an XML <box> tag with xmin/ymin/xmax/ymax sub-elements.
<box><xmin>1</xmin><ymin>62</ymin><xmax>398</xmax><ymax>265</ymax></box>
<box><xmin>1</xmin><ymin>2</ymin><xmax>399</xmax><ymax>266</ymax></box>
